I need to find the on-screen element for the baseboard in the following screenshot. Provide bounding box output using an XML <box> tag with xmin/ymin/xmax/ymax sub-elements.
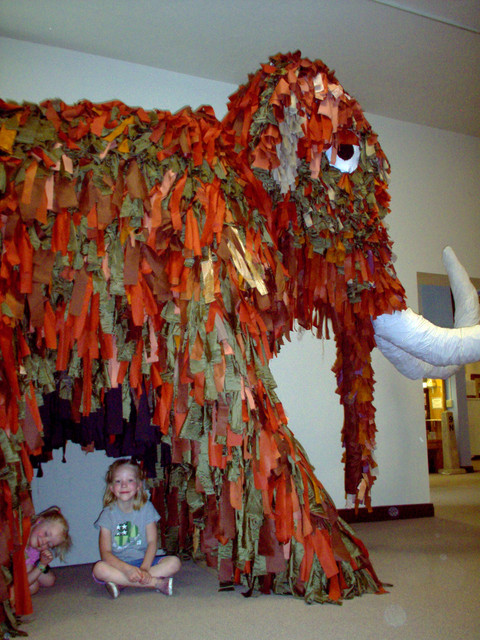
<box><xmin>338</xmin><ymin>502</ymin><xmax>434</xmax><ymax>523</ymax></box>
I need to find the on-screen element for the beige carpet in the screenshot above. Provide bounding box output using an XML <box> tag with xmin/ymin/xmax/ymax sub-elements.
<box><xmin>18</xmin><ymin>465</ymin><xmax>480</xmax><ymax>640</ymax></box>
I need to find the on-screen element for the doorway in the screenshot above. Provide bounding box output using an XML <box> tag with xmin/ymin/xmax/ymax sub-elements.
<box><xmin>424</xmin><ymin>378</ymin><xmax>445</xmax><ymax>472</ymax></box>
<box><xmin>418</xmin><ymin>272</ymin><xmax>480</xmax><ymax>473</ymax></box>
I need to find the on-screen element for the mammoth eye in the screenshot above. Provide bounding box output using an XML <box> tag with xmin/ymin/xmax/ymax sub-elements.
<box><xmin>326</xmin><ymin>143</ymin><xmax>360</xmax><ymax>173</ymax></box>
<box><xmin>338</xmin><ymin>144</ymin><xmax>354</xmax><ymax>160</ymax></box>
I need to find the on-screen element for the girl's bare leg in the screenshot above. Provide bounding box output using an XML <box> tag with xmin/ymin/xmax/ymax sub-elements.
<box><xmin>93</xmin><ymin>561</ymin><xmax>144</xmax><ymax>588</ymax></box>
<box><xmin>150</xmin><ymin>556</ymin><xmax>181</xmax><ymax>580</ymax></box>
<box><xmin>93</xmin><ymin>555</ymin><xmax>180</xmax><ymax>590</ymax></box>
<box><xmin>149</xmin><ymin>555</ymin><xmax>181</xmax><ymax>591</ymax></box>
<box><xmin>29</xmin><ymin>569</ymin><xmax>56</xmax><ymax>594</ymax></box>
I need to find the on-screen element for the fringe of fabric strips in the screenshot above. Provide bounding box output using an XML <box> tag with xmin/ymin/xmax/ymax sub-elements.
<box><xmin>0</xmin><ymin>52</ymin><xmax>406</xmax><ymax>626</ymax></box>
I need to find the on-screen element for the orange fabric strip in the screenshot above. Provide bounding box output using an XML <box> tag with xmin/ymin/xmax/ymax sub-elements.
<box><xmin>253</xmin><ymin>460</ymin><xmax>268</xmax><ymax>491</ymax></box>
<box><xmin>43</xmin><ymin>301</ymin><xmax>57</xmax><ymax>350</ymax></box>
<box><xmin>150</xmin><ymin>362</ymin><xmax>163</xmax><ymax>389</ymax></box>
<box><xmin>0</xmin><ymin>327</ymin><xmax>20</xmax><ymax>398</ymax></box>
<box><xmin>24</xmin><ymin>383</ymin><xmax>43</xmax><ymax>448</ymax></box>
<box><xmin>193</xmin><ymin>372</ymin><xmax>205</xmax><ymax>406</ymax></box>
<box><xmin>12</xmin><ymin>514</ymin><xmax>32</xmax><ymax>616</ymax></box>
<box><xmin>184</xmin><ymin>207</ymin><xmax>202</xmax><ymax>256</ymax></box>
<box><xmin>328</xmin><ymin>573</ymin><xmax>341</xmax><ymax>601</ymax></box>
<box><xmin>158</xmin><ymin>382</ymin><xmax>174</xmax><ymax>434</ymax></box>
<box><xmin>140</xmin><ymin>275</ymin><xmax>159</xmax><ymax>318</ymax></box>
<box><xmin>51</xmin><ymin>210</ymin><xmax>70</xmax><ymax>255</ymax></box>
<box><xmin>20</xmin><ymin>160</ymin><xmax>38</xmax><ymax>206</ymax></box>
<box><xmin>18</xmin><ymin>226</ymin><xmax>33</xmax><ymax>294</ymax></box>
<box><xmin>81</xmin><ymin>354</ymin><xmax>93</xmax><ymax>416</ymax></box>
<box><xmin>99</xmin><ymin>331</ymin><xmax>114</xmax><ymax>359</ymax></box>
<box><xmin>229</xmin><ymin>473</ymin><xmax>244</xmax><ymax>511</ymax></box>
<box><xmin>208</xmin><ymin>432</ymin><xmax>226</xmax><ymax>468</ymax></box>
<box><xmin>169</xmin><ymin>173</ymin><xmax>187</xmax><ymax>231</ymax></box>
<box><xmin>129</xmin><ymin>338</ymin><xmax>143</xmax><ymax>392</ymax></box>
<box><xmin>71</xmin><ymin>272</ymin><xmax>93</xmax><ymax>338</ymax></box>
<box><xmin>129</xmin><ymin>281</ymin><xmax>145</xmax><ymax>326</ymax></box>
<box><xmin>311</xmin><ymin>529</ymin><xmax>339</xmax><ymax>579</ymax></box>
<box><xmin>273</xmin><ymin>474</ymin><xmax>294</xmax><ymax>543</ymax></box>
<box><xmin>299</xmin><ymin>538</ymin><xmax>314</xmax><ymax>583</ymax></box>
<box><xmin>116</xmin><ymin>361</ymin><xmax>129</xmax><ymax>385</ymax></box>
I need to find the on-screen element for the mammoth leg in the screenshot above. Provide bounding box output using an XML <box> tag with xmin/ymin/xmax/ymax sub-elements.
<box><xmin>156</xmin><ymin>301</ymin><xmax>385</xmax><ymax>602</ymax></box>
<box><xmin>343</xmin><ymin>403</ymin><xmax>363</xmax><ymax>495</ymax></box>
<box><xmin>333</xmin><ymin>317</ymin><xmax>378</xmax><ymax>508</ymax></box>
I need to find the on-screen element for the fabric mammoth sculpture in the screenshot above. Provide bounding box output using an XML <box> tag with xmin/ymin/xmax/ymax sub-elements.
<box><xmin>1</xmin><ymin>51</ymin><xmax>479</xmax><ymax>618</ymax></box>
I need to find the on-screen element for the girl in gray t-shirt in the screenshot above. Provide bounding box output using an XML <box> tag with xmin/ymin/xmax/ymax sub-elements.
<box><xmin>92</xmin><ymin>458</ymin><xmax>181</xmax><ymax>598</ymax></box>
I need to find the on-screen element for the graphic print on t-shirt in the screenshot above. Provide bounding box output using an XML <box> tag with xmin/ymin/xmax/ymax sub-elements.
<box><xmin>113</xmin><ymin>520</ymin><xmax>141</xmax><ymax>550</ymax></box>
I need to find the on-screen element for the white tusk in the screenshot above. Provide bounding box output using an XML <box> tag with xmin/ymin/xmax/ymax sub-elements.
<box><xmin>373</xmin><ymin>309</ymin><xmax>480</xmax><ymax>367</ymax></box>
<box><xmin>373</xmin><ymin>247</ymin><xmax>480</xmax><ymax>378</ymax></box>
<box><xmin>374</xmin><ymin>335</ymin><xmax>461</xmax><ymax>380</ymax></box>
<box><xmin>442</xmin><ymin>246</ymin><xmax>480</xmax><ymax>328</ymax></box>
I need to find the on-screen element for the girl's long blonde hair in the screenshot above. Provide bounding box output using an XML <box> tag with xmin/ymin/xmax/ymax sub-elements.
<box><xmin>32</xmin><ymin>506</ymin><xmax>72</xmax><ymax>561</ymax></box>
<box><xmin>103</xmin><ymin>458</ymin><xmax>148</xmax><ymax>511</ymax></box>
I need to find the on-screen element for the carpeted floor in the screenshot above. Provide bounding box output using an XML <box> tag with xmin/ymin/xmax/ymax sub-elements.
<box><xmin>15</xmin><ymin>464</ymin><xmax>480</xmax><ymax>640</ymax></box>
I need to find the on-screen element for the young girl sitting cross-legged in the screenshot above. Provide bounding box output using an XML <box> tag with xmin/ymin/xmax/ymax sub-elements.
<box><xmin>92</xmin><ymin>458</ymin><xmax>181</xmax><ymax>599</ymax></box>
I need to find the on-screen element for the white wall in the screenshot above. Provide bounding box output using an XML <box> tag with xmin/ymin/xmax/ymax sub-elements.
<box><xmin>2</xmin><ymin>37</ymin><xmax>479</xmax><ymax>565</ymax></box>
<box><xmin>0</xmin><ymin>37</ymin><xmax>231</xmax><ymax>116</ymax></box>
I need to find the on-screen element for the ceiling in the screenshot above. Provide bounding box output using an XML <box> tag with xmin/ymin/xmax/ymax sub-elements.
<box><xmin>1</xmin><ymin>0</ymin><xmax>479</xmax><ymax>137</ymax></box>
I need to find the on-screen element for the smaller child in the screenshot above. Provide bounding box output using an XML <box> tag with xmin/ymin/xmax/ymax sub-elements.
<box><xmin>93</xmin><ymin>458</ymin><xmax>181</xmax><ymax>599</ymax></box>
<box><xmin>26</xmin><ymin>506</ymin><xmax>72</xmax><ymax>595</ymax></box>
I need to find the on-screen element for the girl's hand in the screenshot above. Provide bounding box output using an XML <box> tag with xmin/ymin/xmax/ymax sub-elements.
<box><xmin>40</xmin><ymin>549</ymin><xmax>54</xmax><ymax>565</ymax></box>
<box><xmin>125</xmin><ymin>565</ymin><xmax>143</xmax><ymax>583</ymax></box>
<box><xmin>138</xmin><ymin>569</ymin><xmax>152</xmax><ymax>585</ymax></box>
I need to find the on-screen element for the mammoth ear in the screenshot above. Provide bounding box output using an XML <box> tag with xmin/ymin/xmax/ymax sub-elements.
<box><xmin>269</xmin><ymin>103</ymin><xmax>306</xmax><ymax>195</ymax></box>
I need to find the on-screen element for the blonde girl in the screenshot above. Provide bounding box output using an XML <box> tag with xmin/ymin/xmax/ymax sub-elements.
<box><xmin>26</xmin><ymin>506</ymin><xmax>72</xmax><ymax>594</ymax></box>
<box><xmin>92</xmin><ymin>458</ymin><xmax>181</xmax><ymax>598</ymax></box>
